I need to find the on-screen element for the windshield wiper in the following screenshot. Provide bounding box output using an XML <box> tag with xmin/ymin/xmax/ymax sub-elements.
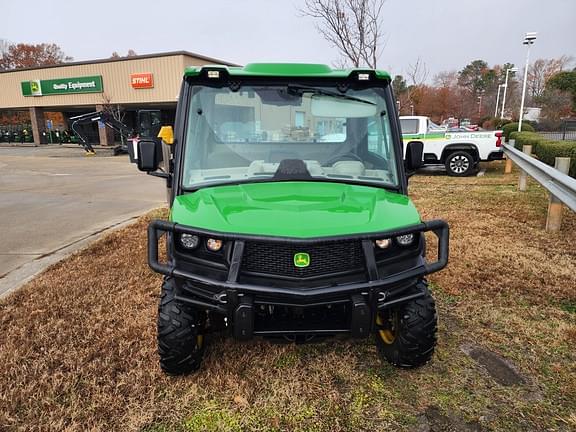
<box><xmin>287</xmin><ymin>85</ymin><xmax>376</xmax><ymax>106</ymax></box>
<box><xmin>182</xmin><ymin>176</ymin><xmax>399</xmax><ymax>193</ymax></box>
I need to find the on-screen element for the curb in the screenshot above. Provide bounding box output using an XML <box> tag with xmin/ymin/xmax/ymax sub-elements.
<box><xmin>0</xmin><ymin>144</ymin><xmax>117</xmax><ymax>156</ymax></box>
<box><xmin>0</xmin><ymin>143</ymin><xmax>119</xmax><ymax>150</ymax></box>
<box><xmin>0</xmin><ymin>143</ymin><xmax>38</xmax><ymax>148</ymax></box>
<box><xmin>0</xmin><ymin>211</ymin><xmax>156</xmax><ymax>300</ymax></box>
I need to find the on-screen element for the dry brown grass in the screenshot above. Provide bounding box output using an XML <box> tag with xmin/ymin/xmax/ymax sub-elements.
<box><xmin>413</xmin><ymin>163</ymin><xmax>576</xmax><ymax>304</ymax></box>
<box><xmin>1</xmin><ymin>162</ymin><xmax>575</xmax><ymax>431</ymax></box>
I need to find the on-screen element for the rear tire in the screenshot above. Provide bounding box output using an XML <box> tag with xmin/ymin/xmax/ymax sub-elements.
<box><xmin>375</xmin><ymin>281</ymin><xmax>437</xmax><ymax>368</ymax></box>
<box><xmin>445</xmin><ymin>151</ymin><xmax>475</xmax><ymax>176</ymax></box>
<box><xmin>157</xmin><ymin>277</ymin><xmax>206</xmax><ymax>375</ymax></box>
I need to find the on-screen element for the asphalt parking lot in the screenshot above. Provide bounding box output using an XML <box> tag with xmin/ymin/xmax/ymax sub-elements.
<box><xmin>0</xmin><ymin>145</ymin><xmax>165</xmax><ymax>296</ymax></box>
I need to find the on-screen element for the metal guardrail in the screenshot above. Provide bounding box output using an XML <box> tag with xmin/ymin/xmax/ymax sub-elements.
<box><xmin>503</xmin><ymin>142</ymin><xmax>576</xmax><ymax>212</ymax></box>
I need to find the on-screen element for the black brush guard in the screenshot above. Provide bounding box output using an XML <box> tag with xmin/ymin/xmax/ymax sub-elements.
<box><xmin>148</xmin><ymin>219</ymin><xmax>449</xmax><ymax>339</ymax></box>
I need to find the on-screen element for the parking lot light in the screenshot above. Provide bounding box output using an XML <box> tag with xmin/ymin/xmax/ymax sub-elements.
<box><xmin>518</xmin><ymin>32</ymin><xmax>537</xmax><ymax>132</ymax></box>
<box><xmin>495</xmin><ymin>84</ymin><xmax>503</xmax><ymax>118</ymax></box>
<box><xmin>500</xmin><ymin>67</ymin><xmax>518</xmax><ymax>119</ymax></box>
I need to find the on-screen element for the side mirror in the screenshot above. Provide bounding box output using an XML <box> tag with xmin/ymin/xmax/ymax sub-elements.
<box><xmin>405</xmin><ymin>140</ymin><xmax>424</xmax><ymax>173</ymax></box>
<box><xmin>137</xmin><ymin>139</ymin><xmax>162</xmax><ymax>172</ymax></box>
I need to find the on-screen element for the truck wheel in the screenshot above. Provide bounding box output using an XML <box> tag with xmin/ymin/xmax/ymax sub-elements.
<box><xmin>445</xmin><ymin>151</ymin><xmax>474</xmax><ymax>176</ymax></box>
<box><xmin>157</xmin><ymin>277</ymin><xmax>206</xmax><ymax>375</ymax></box>
<box><xmin>375</xmin><ymin>281</ymin><xmax>437</xmax><ymax>368</ymax></box>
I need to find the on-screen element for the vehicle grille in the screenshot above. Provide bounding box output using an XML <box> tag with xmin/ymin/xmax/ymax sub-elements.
<box><xmin>241</xmin><ymin>240</ymin><xmax>365</xmax><ymax>278</ymax></box>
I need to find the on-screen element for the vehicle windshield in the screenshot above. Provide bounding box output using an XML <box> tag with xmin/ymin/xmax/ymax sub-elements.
<box><xmin>182</xmin><ymin>84</ymin><xmax>399</xmax><ymax>190</ymax></box>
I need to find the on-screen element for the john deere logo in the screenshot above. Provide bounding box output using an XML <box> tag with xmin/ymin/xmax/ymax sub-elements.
<box><xmin>294</xmin><ymin>252</ymin><xmax>310</xmax><ymax>268</ymax></box>
<box><xmin>30</xmin><ymin>80</ymin><xmax>42</xmax><ymax>96</ymax></box>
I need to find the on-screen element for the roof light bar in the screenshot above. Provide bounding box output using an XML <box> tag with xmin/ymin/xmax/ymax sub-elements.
<box><xmin>207</xmin><ymin>70</ymin><xmax>221</xmax><ymax>79</ymax></box>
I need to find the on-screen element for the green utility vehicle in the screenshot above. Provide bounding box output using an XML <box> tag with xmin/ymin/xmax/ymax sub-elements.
<box><xmin>133</xmin><ymin>63</ymin><xmax>449</xmax><ymax>374</ymax></box>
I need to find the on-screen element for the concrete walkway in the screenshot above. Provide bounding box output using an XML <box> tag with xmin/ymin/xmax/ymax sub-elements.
<box><xmin>0</xmin><ymin>146</ymin><xmax>166</xmax><ymax>297</ymax></box>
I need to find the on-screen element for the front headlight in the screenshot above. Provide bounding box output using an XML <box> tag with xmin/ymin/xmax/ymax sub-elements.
<box><xmin>375</xmin><ymin>238</ymin><xmax>391</xmax><ymax>249</ymax></box>
<box><xmin>180</xmin><ymin>233</ymin><xmax>200</xmax><ymax>249</ymax></box>
<box><xmin>206</xmin><ymin>238</ymin><xmax>223</xmax><ymax>252</ymax></box>
<box><xmin>395</xmin><ymin>234</ymin><xmax>415</xmax><ymax>246</ymax></box>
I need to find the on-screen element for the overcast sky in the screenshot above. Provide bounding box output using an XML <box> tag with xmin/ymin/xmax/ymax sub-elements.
<box><xmin>2</xmin><ymin>0</ymin><xmax>575</xmax><ymax>80</ymax></box>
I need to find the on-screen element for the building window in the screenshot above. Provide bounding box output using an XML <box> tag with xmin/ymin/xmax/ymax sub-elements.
<box><xmin>295</xmin><ymin>111</ymin><xmax>305</xmax><ymax>128</ymax></box>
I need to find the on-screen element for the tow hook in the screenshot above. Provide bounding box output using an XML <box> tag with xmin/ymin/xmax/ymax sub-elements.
<box><xmin>350</xmin><ymin>294</ymin><xmax>371</xmax><ymax>338</ymax></box>
<box><xmin>214</xmin><ymin>292</ymin><xmax>228</xmax><ymax>304</ymax></box>
<box><xmin>233</xmin><ymin>296</ymin><xmax>254</xmax><ymax>340</ymax></box>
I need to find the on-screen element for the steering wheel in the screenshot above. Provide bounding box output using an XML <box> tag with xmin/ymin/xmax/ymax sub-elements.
<box><xmin>323</xmin><ymin>152</ymin><xmax>363</xmax><ymax>166</ymax></box>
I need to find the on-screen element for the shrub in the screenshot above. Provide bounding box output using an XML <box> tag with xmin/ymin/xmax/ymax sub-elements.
<box><xmin>495</xmin><ymin>118</ymin><xmax>512</xmax><ymax>129</ymax></box>
<box><xmin>510</xmin><ymin>131</ymin><xmax>576</xmax><ymax>177</ymax></box>
<box><xmin>479</xmin><ymin>115</ymin><xmax>495</xmax><ymax>128</ymax></box>
<box><xmin>535</xmin><ymin>141</ymin><xmax>576</xmax><ymax>178</ymax></box>
<box><xmin>502</xmin><ymin>122</ymin><xmax>535</xmax><ymax>141</ymax></box>
<box><xmin>482</xmin><ymin>119</ymin><xmax>496</xmax><ymax>130</ymax></box>
<box><xmin>509</xmin><ymin>131</ymin><xmax>545</xmax><ymax>150</ymax></box>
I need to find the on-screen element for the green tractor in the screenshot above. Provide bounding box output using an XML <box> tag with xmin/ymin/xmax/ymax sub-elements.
<box><xmin>133</xmin><ymin>63</ymin><xmax>449</xmax><ymax>374</ymax></box>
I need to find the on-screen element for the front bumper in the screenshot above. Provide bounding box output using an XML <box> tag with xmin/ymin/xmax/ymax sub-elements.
<box><xmin>148</xmin><ymin>220</ymin><xmax>448</xmax><ymax>328</ymax></box>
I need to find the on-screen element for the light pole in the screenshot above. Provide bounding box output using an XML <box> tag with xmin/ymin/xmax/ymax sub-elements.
<box><xmin>494</xmin><ymin>84</ymin><xmax>504</xmax><ymax>118</ymax></box>
<box><xmin>396</xmin><ymin>100</ymin><xmax>400</xmax><ymax>113</ymax></box>
<box><xmin>410</xmin><ymin>104</ymin><xmax>414</xmax><ymax>115</ymax></box>
<box><xmin>477</xmin><ymin>89</ymin><xmax>485</xmax><ymax>118</ymax></box>
<box><xmin>500</xmin><ymin>67</ymin><xmax>518</xmax><ymax>119</ymax></box>
<box><xmin>518</xmin><ymin>32</ymin><xmax>537</xmax><ymax>131</ymax></box>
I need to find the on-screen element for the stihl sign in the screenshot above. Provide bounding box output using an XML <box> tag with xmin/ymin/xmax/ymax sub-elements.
<box><xmin>130</xmin><ymin>73</ymin><xmax>154</xmax><ymax>89</ymax></box>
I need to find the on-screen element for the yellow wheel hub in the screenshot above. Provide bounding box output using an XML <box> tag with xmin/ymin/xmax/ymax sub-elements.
<box><xmin>376</xmin><ymin>313</ymin><xmax>396</xmax><ymax>345</ymax></box>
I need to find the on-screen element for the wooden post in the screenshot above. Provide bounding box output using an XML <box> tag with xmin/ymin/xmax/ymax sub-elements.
<box><xmin>504</xmin><ymin>157</ymin><xmax>513</xmax><ymax>174</ymax></box>
<box><xmin>518</xmin><ymin>145</ymin><xmax>532</xmax><ymax>191</ymax></box>
<box><xmin>504</xmin><ymin>139</ymin><xmax>514</xmax><ymax>174</ymax></box>
<box><xmin>545</xmin><ymin>157</ymin><xmax>571</xmax><ymax>232</ymax></box>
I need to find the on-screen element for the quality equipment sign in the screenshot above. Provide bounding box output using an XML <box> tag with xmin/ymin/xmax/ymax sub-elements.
<box><xmin>21</xmin><ymin>76</ymin><xmax>104</xmax><ymax>96</ymax></box>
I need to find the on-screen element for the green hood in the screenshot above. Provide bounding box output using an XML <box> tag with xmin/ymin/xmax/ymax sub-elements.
<box><xmin>171</xmin><ymin>182</ymin><xmax>420</xmax><ymax>238</ymax></box>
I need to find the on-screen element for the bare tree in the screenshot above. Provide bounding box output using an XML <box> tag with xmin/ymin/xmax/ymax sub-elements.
<box><xmin>331</xmin><ymin>57</ymin><xmax>352</xmax><ymax>69</ymax></box>
<box><xmin>0</xmin><ymin>39</ymin><xmax>10</xmax><ymax>56</ymax></box>
<box><xmin>301</xmin><ymin>0</ymin><xmax>387</xmax><ymax>68</ymax></box>
<box><xmin>433</xmin><ymin>70</ymin><xmax>459</xmax><ymax>88</ymax></box>
<box><xmin>402</xmin><ymin>58</ymin><xmax>429</xmax><ymax>114</ymax></box>
<box><xmin>101</xmin><ymin>93</ymin><xmax>126</xmax><ymax>146</ymax></box>
<box><xmin>527</xmin><ymin>56</ymin><xmax>573</xmax><ymax>99</ymax></box>
<box><xmin>406</xmin><ymin>58</ymin><xmax>428</xmax><ymax>86</ymax></box>
<box><xmin>538</xmin><ymin>88</ymin><xmax>573</xmax><ymax>122</ymax></box>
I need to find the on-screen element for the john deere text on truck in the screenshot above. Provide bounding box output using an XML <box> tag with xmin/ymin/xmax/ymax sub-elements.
<box><xmin>400</xmin><ymin>115</ymin><xmax>504</xmax><ymax>176</ymax></box>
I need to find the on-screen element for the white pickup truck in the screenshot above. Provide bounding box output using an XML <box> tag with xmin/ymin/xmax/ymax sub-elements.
<box><xmin>399</xmin><ymin>116</ymin><xmax>504</xmax><ymax>176</ymax></box>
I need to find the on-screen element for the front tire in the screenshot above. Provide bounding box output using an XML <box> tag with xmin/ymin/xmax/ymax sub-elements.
<box><xmin>375</xmin><ymin>281</ymin><xmax>437</xmax><ymax>368</ymax></box>
<box><xmin>445</xmin><ymin>151</ymin><xmax>475</xmax><ymax>176</ymax></box>
<box><xmin>157</xmin><ymin>277</ymin><xmax>206</xmax><ymax>375</ymax></box>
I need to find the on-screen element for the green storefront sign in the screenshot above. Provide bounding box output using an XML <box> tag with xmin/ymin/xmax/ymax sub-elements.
<box><xmin>21</xmin><ymin>76</ymin><xmax>103</xmax><ymax>96</ymax></box>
